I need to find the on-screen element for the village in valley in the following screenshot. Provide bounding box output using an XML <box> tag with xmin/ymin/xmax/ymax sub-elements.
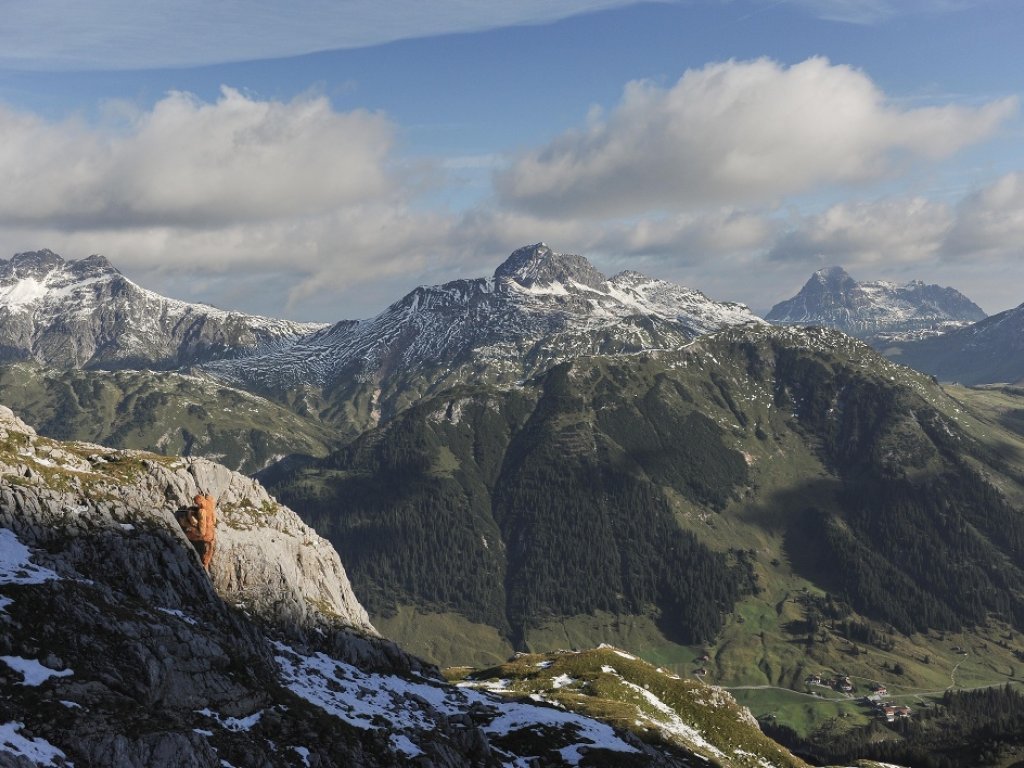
<box><xmin>804</xmin><ymin>674</ymin><xmax>913</xmax><ymax>722</ymax></box>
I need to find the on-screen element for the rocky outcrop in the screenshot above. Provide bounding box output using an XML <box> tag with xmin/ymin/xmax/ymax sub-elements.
<box><xmin>1</xmin><ymin>405</ymin><xmax>699</xmax><ymax>767</ymax></box>
<box><xmin>0</xmin><ymin>404</ymin><xmax>374</xmax><ymax>639</ymax></box>
<box><xmin>0</xmin><ymin>406</ymin><xmax>404</xmax><ymax>766</ymax></box>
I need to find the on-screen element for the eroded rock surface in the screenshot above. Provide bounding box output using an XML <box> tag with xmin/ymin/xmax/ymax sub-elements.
<box><xmin>1</xmin><ymin>405</ymin><xmax>699</xmax><ymax>767</ymax></box>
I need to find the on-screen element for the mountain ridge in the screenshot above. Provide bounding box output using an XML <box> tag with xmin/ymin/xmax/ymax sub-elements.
<box><xmin>0</xmin><ymin>249</ymin><xmax>326</xmax><ymax>370</ymax></box>
<box><xmin>766</xmin><ymin>265</ymin><xmax>985</xmax><ymax>339</ymax></box>
<box><xmin>202</xmin><ymin>244</ymin><xmax>763</xmax><ymax>414</ymax></box>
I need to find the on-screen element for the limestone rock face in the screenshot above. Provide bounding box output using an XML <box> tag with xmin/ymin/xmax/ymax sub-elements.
<box><xmin>0</xmin><ymin>411</ymin><xmax>403</xmax><ymax>766</ymax></box>
<box><xmin>0</xmin><ymin>412</ymin><xmax>375</xmax><ymax>638</ymax></box>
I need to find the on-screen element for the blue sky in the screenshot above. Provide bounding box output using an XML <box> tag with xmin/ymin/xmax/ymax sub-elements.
<box><xmin>0</xmin><ymin>0</ymin><xmax>1021</xmax><ymax>320</ymax></box>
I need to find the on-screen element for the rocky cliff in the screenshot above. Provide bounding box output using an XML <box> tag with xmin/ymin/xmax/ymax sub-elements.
<box><xmin>0</xmin><ymin>406</ymin><xmax>702</xmax><ymax>767</ymax></box>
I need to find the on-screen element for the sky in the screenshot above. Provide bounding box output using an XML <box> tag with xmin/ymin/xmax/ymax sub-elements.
<box><xmin>0</xmin><ymin>0</ymin><xmax>1021</xmax><ymax>321</ymax></box>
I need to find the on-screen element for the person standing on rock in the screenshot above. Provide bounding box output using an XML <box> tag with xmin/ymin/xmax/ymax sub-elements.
<box><xmin>179</xmin><ymin>492</ymin><xmax>217</xmax><ymax>570</ymax></box>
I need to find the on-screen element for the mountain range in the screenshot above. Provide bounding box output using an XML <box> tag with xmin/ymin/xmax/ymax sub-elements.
<box><xmin>203</xmin><ymin>243</ymin><xmax>761</xmax><ymax>421</ymax></box>
<box><xmin>3</xmin><ymin>244</ymin><xmax>1024</xmax><ymax>765</ymax></box>
<box><xmin>881</xmin><ymin>301</ymin><xmax>1024</xmax><ymax>385</ymax></box>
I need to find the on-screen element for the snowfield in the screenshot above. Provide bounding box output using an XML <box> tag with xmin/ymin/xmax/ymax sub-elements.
<box><xmin>273</xmin><ymin>641</ymin><xmax>642</xmax><ymax>766</ymax></box>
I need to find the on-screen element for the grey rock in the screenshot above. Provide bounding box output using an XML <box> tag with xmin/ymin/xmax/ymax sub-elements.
<box><xmin>767</xmin><ymin>265</ymin><xmax>986</xmax><ymax>338</ymax></box>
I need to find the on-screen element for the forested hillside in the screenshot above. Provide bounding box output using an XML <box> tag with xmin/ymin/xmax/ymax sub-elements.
<box><xmin>268</xmin><ymin>325</ymin><xmax>1024</xmax><ymax>678</ymax></box>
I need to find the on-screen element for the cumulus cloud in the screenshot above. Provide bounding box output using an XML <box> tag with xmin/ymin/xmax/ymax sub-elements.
<box><xmin>0</xmin><ymin>86</ymin><xmax>474</xmax><ymax>319</ymax></box>
<box><xmin>943</xmin><ymin>172</ymin><xmax>1024</xmax><ymax>260</ymax></box>
<box><xmin>607</xmin><ymin>210</ymin><xmax>778</xmax><ymax>258</ymax></box>
<box><xmin>496</xmin><ymin>57</ymin><xmax>1016</xmax><ymax>218</ymax></box>
<box><xmin>764</xmin><ymin>173</ymin><xmax>1024</xmax><ymax>273</ymax></box>
<box><xmin>5</xmin><ymin>204</ymin><xmax>465</xmax><ymax>321</ymax></box>
<box><xmin>768</xmin><ymin>197</ymin><xmax>954</xmax><ymax>265</ymax></box>
<box><xmin>0</xmin><ymin>0</ymin><xmax>644</xmax><ymax>71</ymax></box>
<box><xmin>0</xmin><ymin>87</ymin><xmax>395</xmax><ymax>229</ymax></box>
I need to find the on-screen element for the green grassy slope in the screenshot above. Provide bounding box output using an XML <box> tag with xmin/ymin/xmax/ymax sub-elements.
<box><xmin>0</xmin><ymin>363</ymin><xmax>336</xmax><ymax>474</ymax></box>
<box><xmin>266</xmin><ymin>325</ymin><xmax>1024</xmax><ymax>728</ymax></box>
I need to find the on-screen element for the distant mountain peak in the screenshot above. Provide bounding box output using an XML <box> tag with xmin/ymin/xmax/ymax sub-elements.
<box><xmin>205</xmin><ymin>244</ymin><xmax>763</xmax><ymax>398</ymax></box>
<box><xmin>494</xmin><ymin>243</ymin><xmax>607</xmax><ymax>290</ymax></box>
<box><xmin>812</xmin><ymin>265</ymin><xmax>854</xmax><ymax>282</ymax></box>
<box><xmin>2</xmin><ymin>249</ymin><xmax>119</xmax><ymax>282</ymax></box>
<box><xmin>3</xmin><ymin>248</ymin><xmax>65</xmax><ymax>278</ymax></box>
<box><xmin>767</xmin><ymin>266</ymin><xmax>985</xmax><ymax>339</ymax></box>
<box><xmin>73</xmin><ymin>253</ymin><xmax>117</xmax><ymax>274</ymax></box>
<box><xmin>0</xmin><ymin>248</ymin><xmax>324</xmax><ymax>369</ymax></box>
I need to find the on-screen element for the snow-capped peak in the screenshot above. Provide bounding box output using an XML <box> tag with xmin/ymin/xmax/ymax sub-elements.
<box><xmin>494</xmin><ymin>243</ymin><xmax>608</xmax><ymax>291</ymax></box>
<box><xmin>0</xmin><ymin>249</ymin><xmax>326</xmax><ymax>368</ymax></box>
<box><xmin>767</xmin><ymin>265</ymin><xmax>986</xmax><ymax>338</ymax></box>
<box><xmin>204</xmin><ymin>244</ymin><xmax>764</xmax><ymax>396</ymax></box>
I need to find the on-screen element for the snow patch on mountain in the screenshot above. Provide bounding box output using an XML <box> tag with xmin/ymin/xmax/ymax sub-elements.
<box><xmin>0</xmin><ymin>249</ymin><xmax>326</xmax><ymax>368</ymax></box>
<box><xmin>273</xmin><ymin>640</ymin><xmax>642</xmax><ymax>766</ymax></box>
<box><xmin>0</xmin><ymin>722</ymin><xmax>69</xmax><ymax>767</ymax></box>
<box><xmin>0</xmin><ymin>527</ymin><xmax>60</xmax><ymax>585</ymax></box>
<box><xmin>0</xmin><ymin>656</ymin><xmax>74</xmax><ymax>687</ymax></box>
<box><xmin>204</xmin><ymin>244</ymin><xmax>763</xmax><ymax>393</ymax></box>
<box><xmin>767</xmin><ymin>265</ymin><xmax>985</xmax><ymax>338</ymax></box>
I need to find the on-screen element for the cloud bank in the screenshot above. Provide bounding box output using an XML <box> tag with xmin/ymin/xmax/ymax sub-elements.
<box><xmin>0</xmin><ymin>55</ymin><xmax>1020</xmax><ymax>320</ymax></box>
<box><xmin>496</xmin><ymin>57</ymin><xmax>1016</xmax><ymax>218</ymax></box>
<box><xmin>0</xmin><ymin>87</ymin><xmax>395</xmax><ymax>229</ymax></box>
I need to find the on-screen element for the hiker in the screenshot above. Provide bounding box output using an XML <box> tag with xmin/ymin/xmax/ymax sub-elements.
<box><xmin>177</xmin><ymin>492</ymin><xmax>217</xmax><ymax>570</ymax></box>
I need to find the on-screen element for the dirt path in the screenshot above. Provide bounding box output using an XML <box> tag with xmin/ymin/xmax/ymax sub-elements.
<box><xmin>949</xmin><ymin>660</ymin><xmax>962</xmax><ymax>690</ymax></box>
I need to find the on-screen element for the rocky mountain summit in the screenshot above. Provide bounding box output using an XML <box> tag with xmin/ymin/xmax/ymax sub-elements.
<box><xmin>0</xmin><ymin>405</ymin><xmax>743</xmax><ymax>767</ymax></box>
<box><xmin>0</xmin><ymin>249</ymin><xmax>324</xmax><ymax>369</ymax></box>
<box><xmin>204</xmin><ymin>243</ymin><xmax>762</xmax><ymax>407</ymax></box>
<box><xmin>766</xmin><ymin>265</ymin><xmax>985</xmax><ymax>339</ymax></box>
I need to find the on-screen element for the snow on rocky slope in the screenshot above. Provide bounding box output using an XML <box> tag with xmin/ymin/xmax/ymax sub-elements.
<box><xmin>0</xmin><ymin>249</ymin><xmax>324</xmax><ymax>369</ymax></box>
<box><xmin>204</xmin><ymin>243</ymin><xmax>763</xmax><ymax>393</ymax></box>
<box><xmin>766</xmin><ymin>265</ymin><xmax>985</xmax><ymax>339</ymax></box>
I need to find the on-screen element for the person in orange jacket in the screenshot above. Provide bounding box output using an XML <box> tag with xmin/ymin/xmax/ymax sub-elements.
<box><xmin>178</xmin><ymin>492</ymin><xmax>217</xmax><ymax>570</ymax></box>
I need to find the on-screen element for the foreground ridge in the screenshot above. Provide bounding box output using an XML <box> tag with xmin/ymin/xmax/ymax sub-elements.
<box><xmin>2</xmin><ymin>404</ymin><xmax>763</xmax><ymax>766</ymax></box>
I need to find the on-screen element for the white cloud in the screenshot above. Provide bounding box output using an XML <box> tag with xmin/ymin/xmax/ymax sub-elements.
<box><xmin>497</xmin><ymin>57</ymin><xmax>1016</xmax><ymax>218</ymax></box>
<box><xmin>3</xmin><ymin>204</ymin><xmax>464</xmax><ymax>320</ymax></box>
<box><xmin>944</xmin><ymin>172</ymin><xmax>1024</xmax><ymax>261</ymax></box>
<box><xmin>763</xmin><ymin>173</ymin><xmax>1024</xmax><ymax>273</ymax></box>
<box><xmin>0</xmin><ymin>87</ymin><xmax>395</xmax><ymax>229</ymax></box>
<box><xmin>0</xmin><ymin>0</ymin><xmax>646</xmax><ymax>71</ymax></box>
<box><xmin>606</xmin><ymin>210</ymin><xmax>778</xmax><ymax>258</ymax></box>
<box><xmin>768</xmin><ymin>197</ymin><xmax>954</xmax><ymax>265</ymax></box>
